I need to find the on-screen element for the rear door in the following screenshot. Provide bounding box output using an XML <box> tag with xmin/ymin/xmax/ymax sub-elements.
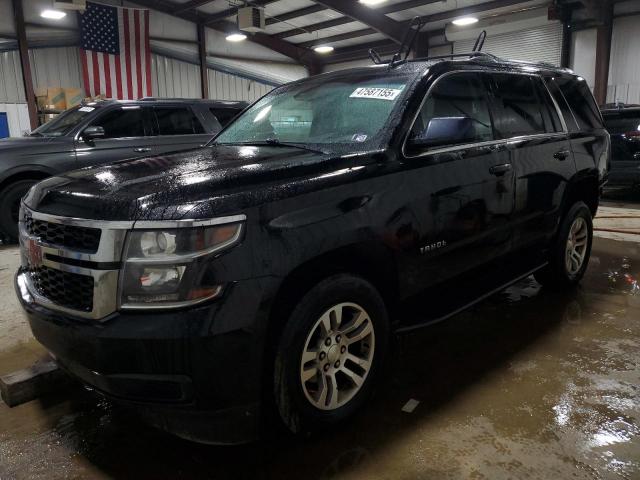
<box><xmin>74</xmin><ymin>105</ymin><xmax>156</xmax><ymax>167</ymax></box>
<box><xmin>487</xmin><ymin>72</ymin><xmax>574</xmax><ymax>254</ymax></box>
<box><xmin>148</xmin><ymin>105</ymin><xmax>213</xmax><ymax>155</ymax></box>
<box><xmin>399</xmin><ymin>71</ymin><xmax>515</xmax><ymax>293</ymax></box>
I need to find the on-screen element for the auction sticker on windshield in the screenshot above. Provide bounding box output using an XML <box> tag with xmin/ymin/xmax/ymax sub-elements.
<box><xmin>350</xmin><ymin>87</ymin><xmax>403</xmax><ymax>101</ymax></box>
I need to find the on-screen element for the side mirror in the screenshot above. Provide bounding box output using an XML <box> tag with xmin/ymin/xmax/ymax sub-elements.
<box><xmin>408</xmin><ymin>117</ymin><xmax>476</xmax><ymax>149</ymax></box>
<box><xmin>82</xmin><ymin>126</ymin><xmax>106</xmax><ymax>140</ymax></box>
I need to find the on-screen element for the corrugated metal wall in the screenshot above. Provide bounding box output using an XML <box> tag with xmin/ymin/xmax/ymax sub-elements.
<box><xmin>0</xmin><ymin>50</ymin><xmax>25</xmax><ymax>103</ymax></box>
<box><xmin>151</xmin><ymin>53</ymin><xmax>202</xmax><ymax>99</ymax></box>
<box><xmin>454</xmin><ymin>22</ymin><xmax>564</xmax><ymax>67</ymax></box>
<box><xmin>151</xmin><ymin>53</ymin><xmax>273</xmax><ymax>102</ymax></box>
<box><xmin>207</xmin><ymin>68</ymin><xmax>272</xmax><ymax>103</ymax></box>
<box><xmin>29</xmin><ymin>47</ymin><xmax>83</xmax><ymax>92</ymax></box>
<box><xmin>607</xmin><ymin>15</ymin><xmax>640</xmax><ymax>104</ymax></box>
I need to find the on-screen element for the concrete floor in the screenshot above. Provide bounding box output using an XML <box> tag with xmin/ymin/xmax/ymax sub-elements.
<box><xmin>1</xmin><ymin>205</ymin><xmax>639</xmax><ymax>479</ymax></box>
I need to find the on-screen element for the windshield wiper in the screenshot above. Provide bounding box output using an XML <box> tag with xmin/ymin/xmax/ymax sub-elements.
<box><xmin>216</xmin><ymin>139</ymin><xmax>324</xmax><ymax>154</ymax></box>
<box><xmin>257</xmin><ymin>138</ymin><xmax>325</xmax><ymax>154</ymax></box>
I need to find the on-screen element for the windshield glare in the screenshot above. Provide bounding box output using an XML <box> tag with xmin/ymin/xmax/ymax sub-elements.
<box><xmin>215</xmin><ymin>73</ymin><xmax>413</xmax><ymax>151</ymax></box>
<box><xmin>32</xmin><ymin>107</ymin><xmax>95</xmax><ymax>137</ymax></box>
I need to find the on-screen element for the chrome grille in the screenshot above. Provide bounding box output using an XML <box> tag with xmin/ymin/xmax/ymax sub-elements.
<box><xmin>24</xmin><ymin>215</ymin><xmax>101</xmax><ymax>252</ymax></box>
<box><xmin>19</xmin><ymin>205</ymin><xmax>132</xmax><ymax>321</ymax></box>
<box><xmin>29</xmin><ymin>265</ymin><xmax>94</xmax><ymax>312</ymax></box>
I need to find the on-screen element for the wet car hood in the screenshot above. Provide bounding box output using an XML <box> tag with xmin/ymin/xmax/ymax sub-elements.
<box><xmin>24</xmin><ymin>144</ymin><xmax>358</xmax><ymax>221</ymax></box>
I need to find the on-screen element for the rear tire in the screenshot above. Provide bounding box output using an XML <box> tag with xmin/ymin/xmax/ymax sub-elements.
<box><xmin>273</xmin><ymin>274</ymin><xmax>389</xmax><ymax>434</ymax></box>
<box><xmin>0</xmin><ymin>179</ymin><xmax>38</xmax><ymax>242</ymax></box>
<box><xmin>534</xmin><ymin>201</ymin><xmax>593</xmax><ymax>290</ymax></box>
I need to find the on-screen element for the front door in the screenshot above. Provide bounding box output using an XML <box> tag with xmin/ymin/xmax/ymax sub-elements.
<box><xmin>74</xmin><ymin>106</ymin><xmax>156</xmax><ymax>167</ymax></box>
<box><xmin>398</xmin><ymin>71</ymin><xmax>515</xmax><ymax>296</ymax></box>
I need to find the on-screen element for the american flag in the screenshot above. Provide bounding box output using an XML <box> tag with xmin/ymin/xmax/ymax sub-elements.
<box><xmin>80</xmin><ymin>2</ymin><xmax>152</xmax><ymax>100</ymax></box>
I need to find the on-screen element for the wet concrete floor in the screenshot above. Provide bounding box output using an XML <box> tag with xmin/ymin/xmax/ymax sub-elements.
<box><xmin>1</xmin><ymin>235</ymin><xmax>639</xmax><ymax>479</ymax></box>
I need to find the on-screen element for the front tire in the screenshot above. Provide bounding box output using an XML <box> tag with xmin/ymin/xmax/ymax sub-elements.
<box><xmin>274</xmin><ymin>274</ymin><xmax>389</xmax><ymax>434</ymax></box>
<box><xmin>534</xmin><ymin>201</ymin><xmax>593</xmax><ymax>289</ymax></box>
<box><xmin>0</xmin><ymin>179</ymin><xmax>38</xmax><ymax>242</ymax></box>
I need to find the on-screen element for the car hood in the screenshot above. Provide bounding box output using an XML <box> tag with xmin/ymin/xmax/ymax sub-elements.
<box><xmin>24</xmin><ymin>144</ymin><xmax>373</xmax><ymax>221</ymax></box>
<box><xmin>0</xmin><ymin>136</ymin><xmax>74</xmax><ymax>157</ymax></box>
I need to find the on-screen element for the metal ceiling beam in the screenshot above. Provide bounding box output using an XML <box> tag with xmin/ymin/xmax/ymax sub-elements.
<box><xmin>265</xmin><ymin>4</ymin><xmax>327</xmax><ymax>26</ymax></box>
<box><xmin>132</xmin><ymin>0</ymin><xmax>316</xmax><ymax>69</ymax></box>
<box><xmin>310</xmin><ymin>0</ymin><xmax>406</xmax><ymax>43</ymax></box>
<box><xmin>411</xmin><ymin>0</ymin><xmax>533</xmax><ymax>25</ymax></box>
<box><xmin>173</xmin><ymin>0</ymin><xmax>215</xmax><ymax>14</ymax></box>
<box><xmin>274</xmin><ymin>0</ymin><xmax>444</xmax><ymax>39</ymax></box>
<box><xmin>299</xmin><ymin>28</ymin><xmax>377</xmax><ymax>48</ymax></box>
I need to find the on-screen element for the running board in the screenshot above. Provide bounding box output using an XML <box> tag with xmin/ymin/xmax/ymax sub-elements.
<box><xmin>395</xmin><ymin>262</ymin><xmax>548</xmax><ymax>334</ymax></box>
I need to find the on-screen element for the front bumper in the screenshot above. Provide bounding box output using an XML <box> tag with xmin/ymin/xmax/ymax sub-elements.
<box><xmin>15</xmin><ymin>269</ymin><xmax>280</xmax><ymax>444</ymax></box>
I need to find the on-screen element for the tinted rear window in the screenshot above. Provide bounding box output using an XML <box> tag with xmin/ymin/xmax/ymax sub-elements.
<box><xmin>603</xmin><ymin>112</ymin><xmax>640</xmax><ymax>135</ymax></box>
<box><xmin>555</xmin><ymin>77</ymin><xmax>602</xmax><ymax>130</ymax></box>
<box><xmin>154</xmin><ymin>107</ymin><xmax>205</xmax><ymax>135</ymax></box>
<box><xmin>210</xmin><ymin>108</ymin><xmax>240</xmax><ymax>127</ymax></box>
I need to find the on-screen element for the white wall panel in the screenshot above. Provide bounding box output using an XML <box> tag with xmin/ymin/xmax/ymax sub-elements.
<box><xmin>454</xmin><ymin>22</ymin><xmax>563</xmax><ymax>67</ymax></box>
<box><xmin>570</xmin><ymin>28</ymin><xmax>597</xmax><ymax>90</ymax></box>
<box><xmin>607</xmin><ymin>15</ymin><xmax>640</xmax><ymax>104</ymax></box>
<box><xmin>207</xmin><ymin>69</ymin><xmax>273</xmax><ymax>103</ymax></box>
<box><xmin>0</xmin><ymin>49</ymin><xmax>24</xmax><ymax>103</ymax></box>
<box><xmin>0</xmin><ymin>103</ymin><xmax>31</xmax><ymax>136</ymax></box>
<box><xmin>151</xmin><ymin>54</ymin><xmax>201</xmax><ymax>99</ymax></box>
<box><xmin>29</xmin><ymin>47</ymin><xmax>83</xmax><ymax>91</ymax></box>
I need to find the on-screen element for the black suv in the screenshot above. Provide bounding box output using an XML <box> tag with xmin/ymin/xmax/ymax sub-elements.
<box><xmin>15</xmin><ymin>53</ymin><xmax>609</xmax><ymax>444</ymax></box>
<box><xmin>0</xmin><ymin>98</ymin><xmax>247</xmax><ymax>240</ymax></box>
<box><xmin>601</xmin><ymin>104</ymin><xmax>640</xmax><ymax>189</ymax></box>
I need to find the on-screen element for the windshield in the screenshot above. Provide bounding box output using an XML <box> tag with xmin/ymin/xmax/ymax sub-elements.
<box><xmin>215</xmin><ymin>72</ymin><xmax>414</xmax><ymax>152</ymax></box>
<box><xmin>32</xmin><ymin>106</ymin><xmax>96</xmax><ymax>137</ymax></box>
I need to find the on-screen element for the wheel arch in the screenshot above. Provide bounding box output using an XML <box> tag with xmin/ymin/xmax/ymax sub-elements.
<box><xmin>0</xmin><ymin>167</ymin><xmax>54</xmax><ymax>193</ymax></box>
<box><xmin>563</xmin><ymin>172</ymin><xmax>600</xmax><ymax>217</ymax></box>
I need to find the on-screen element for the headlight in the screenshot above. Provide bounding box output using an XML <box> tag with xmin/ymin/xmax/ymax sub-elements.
<box><xmin>119</xmin><ymin>221</ymin><xmax>243</xmax><ymax>309</ymax></box>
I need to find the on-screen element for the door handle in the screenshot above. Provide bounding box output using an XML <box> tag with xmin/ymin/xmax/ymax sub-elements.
<box><xmin>489</xmin><ymin>163</ymin><xmax>512</xmax><ymax>176</ymax></box>
<box><xmin>133</xmin><ymin>147</ymin><xmax>151</xmax><ymax>153</ymax></box>
<box><xmin>554</xmin><ymin>149</ymin><xmax>570</xmax><ymax>160</ymax></box>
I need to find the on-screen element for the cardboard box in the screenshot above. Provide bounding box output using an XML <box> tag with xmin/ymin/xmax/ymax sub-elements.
<box><xmin>35</xmin><ymin>88</ymin><xmax>66</xmax><ymax>111</ymax></box>
<box><xmin>64</xmin><ymin>88</ymin><xmax>84</xmax><ymax>108</ymax></box>
<box><xmin>45</xmin><ymin>87</ymin><xmax>66</xmax><ymax>111</ymax></box>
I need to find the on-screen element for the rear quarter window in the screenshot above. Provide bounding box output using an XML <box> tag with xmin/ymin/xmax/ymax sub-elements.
<box><xmin>555</xmin><ymin>77</ymin><xmax>603</xmax><ymax>131</ymax></box>
<box><xmin>603</xmin><ymin>112</ymin><xmax>640</xmax><ymax>135</ymax></box>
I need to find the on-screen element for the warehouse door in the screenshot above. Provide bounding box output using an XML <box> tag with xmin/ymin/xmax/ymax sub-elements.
<box><xmin>453</xmin><ymin>22</ymin><xmax>563</xmax><ymax>67</ymax></box>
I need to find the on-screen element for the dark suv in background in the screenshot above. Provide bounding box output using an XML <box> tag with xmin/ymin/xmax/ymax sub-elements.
<box><xmin>601</xmin><ymin>104</ymin><xmax>640</xmax><ymax>189</ymax></box>
<box><xmin>15</xmin><ymin>54</ymin><xmax>608</xmax><ymax>444</ymax></box>
<box><xmin>0</xmin><ymin>98</ymin><xmax>247</xmax><ymax>240</ymax></box>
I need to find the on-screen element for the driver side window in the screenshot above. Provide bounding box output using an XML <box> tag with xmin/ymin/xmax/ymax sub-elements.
<box><xmin>408</xmin><ymin>72</ymin><xmax>493</xmax><ymax>152</ymax></box>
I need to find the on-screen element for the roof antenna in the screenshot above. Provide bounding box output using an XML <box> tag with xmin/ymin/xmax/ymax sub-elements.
<box><xmin>472</xmin><ymin>30</ymin><xmax>487</xmax><ymax>52</ymax></box>
<box><xmin>389</xmin><ymin>16</ymin><xmax>427</xmax><ymax>67</ymax></box>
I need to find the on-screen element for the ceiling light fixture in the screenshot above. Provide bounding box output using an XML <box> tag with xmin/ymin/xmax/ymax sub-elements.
<box><xmin>314</xmin><ymin>45</ymin><xmax>334</xmax><ymax>54</ymax></box>
<box><xmin>41</xmin><ymin>9</ymin><xmax>67</xmax><ymax>20</ymax></box>
<box><xmin>226</xmin><ymin>32</ymin><xmax>247</xmax><ymax>42</ymax></box>
<box><xmin>359</xmin><ymin>0</ymin><xmax>387</xmax><ymax>5</ymax></box>
<box><xmin>452</xmin><ymin>16</ymin><xmax>479</xmax><ymax>26</ymax></box>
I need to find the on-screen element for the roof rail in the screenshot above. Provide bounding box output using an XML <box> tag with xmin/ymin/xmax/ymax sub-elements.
<box><xmin>409</xmin><ymin>51</ymin><xmax>500</xmax><ymax>62</ymax></box>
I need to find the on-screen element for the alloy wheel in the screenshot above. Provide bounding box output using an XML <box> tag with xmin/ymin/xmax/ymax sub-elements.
<box><xmin>565</xmin><ymin>216</ymin><xmax>589</xmax><ymax>275</ymax></box>
<box><xmin>299</xmin><ymin>302</ymin><xmax>375</xmax><ymax>411</ymax></box>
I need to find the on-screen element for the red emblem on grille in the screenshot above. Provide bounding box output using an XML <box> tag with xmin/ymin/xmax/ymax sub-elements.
<box><xmin>27</xmin><ymin>239</ymin><xmax>43</xmax><ymax>267</ymax></box>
